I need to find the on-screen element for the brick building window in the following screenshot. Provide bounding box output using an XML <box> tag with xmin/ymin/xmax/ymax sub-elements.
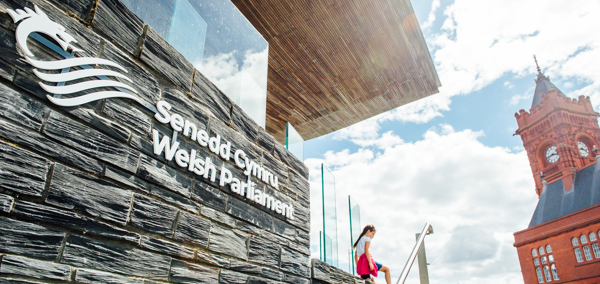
<box><xmin>573</xmin><ymin>232</ymin><xmax>600</xmax><ymax>262</ymax></box>
<box><xmin>546</xmin><ymin>244</ymin><xmax>552</xmax><ymax>253</ymax></box>
<box><xmin>583</xmin><ymin>245</ymin><xmax>593</xmax><ymax>261</ymax></box>
<box><xmin>539</xmin><ymin>246</ymin><xmax>546</xmax><ymax>255</ymax></box>
<box><xmin>550</xmin><ymin>264</ymin><xmax>559</xmax><ymax>280</ymax></box>
<box><xmin>532</xmin><ymin>249</ymin><xmax>538</xmax><ymax>257</ymax></box>
<box><xmin>536</xmin><ymin>267</ymin><xmax>544</xmax><ymax>283</ymax></box>
<box><xmin>543</xmin><ymin>266</ymin><xmax>552</xmax><ymax>282</ymax></box>
<box><xmin>572</xmin><ymin>237</ymin><xmax>584</xmax><ymax>262</ymax></box>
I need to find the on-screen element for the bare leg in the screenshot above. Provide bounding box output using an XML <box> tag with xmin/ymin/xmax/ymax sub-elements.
<box><xmin>379</xmin><ymin>265</ymin><xmax>391</xmax><ymax>284</ymax></box>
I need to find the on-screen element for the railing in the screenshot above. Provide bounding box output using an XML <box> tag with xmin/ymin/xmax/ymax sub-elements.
<box><xmin>396</xmin><ymin>222</ymin><xmax>434</xmax><ymax>284</ymax></box>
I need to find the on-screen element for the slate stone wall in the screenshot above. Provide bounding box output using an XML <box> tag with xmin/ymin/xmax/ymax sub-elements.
<box><xmin>0</xmin><ymin>0</ymin><xmax>312</xmax><ymax>283</ymax></box>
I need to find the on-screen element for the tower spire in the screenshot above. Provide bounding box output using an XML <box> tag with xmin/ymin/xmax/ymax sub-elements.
<box><xmin>533</xmin><ymin>54</ymin><xmax>542</xmax><ymax>75</ymax></box>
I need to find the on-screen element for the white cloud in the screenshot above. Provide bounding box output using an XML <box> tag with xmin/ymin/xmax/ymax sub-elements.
<box><xmin>509</xmin><ymin>93</ymin><xmax>531</xmax><ymax>106</ymax></box>
<box><xmin>504</xmin><ymin>81</ymin><xmax>514</xmax><ymax>89</ymax></box>
<box><xmin>307</xmin><ymin>125</ymin><xmax>537</xmax><ymax>283</ymax></box>
<box><xmin>402</xmin><ymin>0</ymin><xmax>600</xmax><ymax>124</ymax></box>
<box><xmin>421</xmin><ymin>0</ymin><xmax>441</xmax><ymax>30</ymax></box>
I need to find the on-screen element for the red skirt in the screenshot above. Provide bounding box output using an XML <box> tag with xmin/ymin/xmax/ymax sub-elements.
<box><xmin>356</xmin><ymin>253</ymin><xmax>378</xmax><ymax>277</ymax></box>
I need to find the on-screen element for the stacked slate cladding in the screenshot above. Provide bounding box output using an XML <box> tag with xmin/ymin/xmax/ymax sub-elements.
<box><xmin>0</xmin><ymin>0</ymin><xmax>320</xmax><ymax>283</ymax></box>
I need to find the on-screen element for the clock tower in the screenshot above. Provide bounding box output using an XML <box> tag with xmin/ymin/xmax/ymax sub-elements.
<box><xmin>515</xmin><ymin>58</ymin><xmax>600</xmax><ymax>195</ymax></box>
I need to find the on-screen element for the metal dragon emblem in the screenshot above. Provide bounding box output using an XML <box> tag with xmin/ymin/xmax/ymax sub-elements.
<box><xmin>7</xmin><ymin>5</ymin><xmax>145</xmax><ymax>107</ymax></box>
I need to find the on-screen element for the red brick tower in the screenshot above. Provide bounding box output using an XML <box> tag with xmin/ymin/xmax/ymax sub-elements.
<box><xmin>513</xmin><ymin>58</ymin><xmax>600</xmax><ymax>283</ymax></box>
<box><xmin>515</xmin><ymin>59</ymin><xmax>600</xmax><ymax>195</ymax></box>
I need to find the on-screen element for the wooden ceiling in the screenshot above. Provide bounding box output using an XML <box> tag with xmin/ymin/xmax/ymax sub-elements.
<box><xmin>232</xmin><ymin>0</ymin><xmax>441</xmax><ymax>143</ymax></box>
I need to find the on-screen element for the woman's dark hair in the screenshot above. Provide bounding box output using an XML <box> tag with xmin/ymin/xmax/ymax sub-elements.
<box><xmin>353</xmin><ymin>224</ymin><xmax>376</xmax><ymax>248</ymax></box>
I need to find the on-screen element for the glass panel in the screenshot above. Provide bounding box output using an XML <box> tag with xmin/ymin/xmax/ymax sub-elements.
<box><xmin>539</xmin><ymin>247</ymin><xmax>545</xmax><ymax>255</ymax></box>
<box><xmin>581</xmin><ymin>234</ymin><xmax>588</xmax><ymax>244</ymax></box>
<box><xmin>548</xmin><ymin>254</ymin><xmax>554</xmax><ymax>262</ymax></box>
<box><xmin>572</xmin><ymin>237</ymin><xmax>579</xmax><ymax>246</ymax></box>
<box><xmin>541</xmin><ymin>256</ymin><xmax>547</xmax><ymax>264</ymax></box>
<box><xmin>534</xmin><ymin>258</ymin><xmax>540</xmax><ymax>266</ymax></box>
<box><xmin>536</xmin><ymin>267</ymin><xmax>544</xmax><ymax>283</ymax></box>
<box><xmin>532</xmin><ymin>249</ymin><xmax>538</xmax><ymax>257</ymax></box>
<box><xmin>551</xmin><ymin>264</ymin><xmax>559</xmax><ymax>280</ymax></box>
<box><xmin>583</xmin><ymin>245</ymin><xmax>593</xmax><ymax>261</ymax></box>
<box><xmin>590</xmin><ymin>232</ymin><xmax>597</xmax><ymax>242</ymax></box>
<box><xmin>319</xmin><ymin>231</ymin><xmax>323</xmax><ymax>261</ymax></box>
<box><xmin>546</xmin><ymin>245</ymin><xmax>552</xmax><ymax>253</ymax></box>
<box><xmin>322</xmin><ymin>164</ymin><xmax>338</xmax><ymax>267</ymax></box>
<box><xmin>575</xmin><ymin>248</ymin><xmax>584</xmax><ymax>262</ymax></box>
<box><xmin>121</xmin><ymin>0</ymin><xmax>269</xmax><ymax>128</ymax></box>
<box><xmin>543</xmin><ymin>266</ymin><xmax>551</xmax><ymax>282</ymax></box>
<box><xmin>592</xmin><ymin>243</ymin><xmax>600</xmax><ymax>259</ymax></box>
<box><xmin>286</xmin><ymin>123</ymin><xmax>304</xmax><ymax>160</ymax></box>
<box><xmin>348</xmin><ymin>196</ymin><xmax>361</xmax><ymax>275</ymax></box>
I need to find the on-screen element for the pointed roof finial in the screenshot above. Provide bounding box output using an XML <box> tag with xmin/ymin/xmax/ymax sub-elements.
<box><xmin>534</xmin><ymin>54</ymin><xmax>542</xmax><ymax>74</ymax></box>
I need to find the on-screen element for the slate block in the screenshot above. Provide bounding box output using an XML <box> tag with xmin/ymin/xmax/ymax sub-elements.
<box><xmin>226</xmin><ymin>197</ymin><xmax>273</xmax><ymax>231</ymax></box>
<box><xmin>209</xmin><ymin>117</ymin><xmax>262</xmax><ymax>162</ymax></box>
<box><xmin>280</xmin><ymin>248</ymin><xmax>310</xmax><ymax>277</ymax></box>
<box><xmin>137</xmin><ymin>155</ymin><xmax>192</xmax><ymax>197</ymax></box>
<box><xmin>0</xmin><ymin>26</ymin><xmax>36</xmax><ymax>72</ymax></box>
<box><xmin>12</xmin><ymin>69</ymin><xmax>52</xmax><ymax>102</ymax></box>
<box><xmin>196</xmin><ymin>250</ymin><xmax>230</xmax><ymax>268</ymax></box>
<box><xmin>295</xmin><ymin>230</ymin><xmax>310</xmax><ymax>247</ymax></box>
<box><xmin>162</xmin><ymin>87</ymin><xmax>210</xmax><ymax>132</ymax></box>
<box><xmin>169</xmin><ymin>259</ymin><xmax>219</xmax><ymax>283</ymax></box>
<box><xmin>102</xmin><ymin>42</ymin><xmax>161</xmax><ymax>104</ymax></box>
<box><xmin>201</xmin><ymin>206</ymin><xmax>236</xmax><ymax>227</ymax></box>
<box><xmin>0</xmin><ymin>193</ymin><xmax>13</xmax><ymax>213</ymax></box>
<box><xmin>219</xmin><ymin>269</ymin><xmax>248</xmax><ymax>284</ymax></box>
<box><xmin>272</xmin><ymin>218</ymin><xmax>298</xmax><ymax>241</ymax></box>
<box><xmin>140</xmin><ymin>236</ymin><xmax>194</xmax><ymax>260</ymax></box>
<box><xmin>249</xmin><ymin>236</ymin><xmax>281</xmax><ymax>268</ymax></box>
<box><xmin>0</xmin><ymin>255</ymin><xmax>71</xmax><ymax>281</ymax></box>
<box><xmin>193</xmin><ymin>181</ymin><xmax>227</xmax><ymax>211</ymax></box>
<box><xmin>0</xmin><ymin>278</ymin><xmax>45</xmax><ymax>284</ymax></box>
<box><xmin>230</xmin><ymin>259</ymin><xmax>262</xmax><ymax>275</ymax></box>
<box><xmin>311</xmin><ymin>259</ymin><xmax>330</xmax><ymax>282</ymax></box>
<box><xmin>0</xmin><ymin>59</ymin><xmax>14</xmax><ymax>81</ymax></box>
<box><xmin>292</xmin><ymin>201</ymin><xmax>309</xmax><ymax>222</ymax></box>
<box><xmin>0</xmin><ymin>140</ymin><xmax>50</xmax><ymax>196</ymax></box>
<box><xmin>261</xmin><ymin>230</ymin><xmax>289</xmax><ymax>247</ymax></box>
<box><xmin>61</xmin><ymin>235</ymin><xmax>171</xmax><ymax>280</ymax></box>
<box><xmin>231</xmin><ymin>104</ymin><xmax>258</xmax><ymax>142</ymax></box>
<box><xmin>68</xmin><ymin>105</ymin><xmax>132</xmax><ymax>143</ymax></box>
<box><xmin>247</xmin><ymin>277</ymin><xmax>282</xmax><ymax>284</ymax></box>
<box><xmin>141</xmin><ymin>26</ymin><xmax>194</xmax><ymax>93</ymax></box>
<box><xmin>103</xmin><ymin>98</ymin><xmax>152</xmax><ymax>135</ymax></box>
<box><xmin>288</xmin><ymin>170</ymin><xmax>310</xmax><ymax>201</ymax></box>
<box><xmin>43</xmin><ymin>0</ymin><xmax>94</xmax><ymax>21</ymax></box>
<box><xmin>0</xmin><ymin>83</ymin><xmax>47</xmax><ymax>131</ymax></box>
<box><xmin>262</xmin><ymin>268</ymin><xmax>283</xmax><ymax>281</ymax></box>
<box><xmin>43</xmin><ymin>111</ymin><xmax>140</xmax><ymax>173</ymax></box>
<box><xmin>0</xmin><ymin>119</ymin><xmax>103</xmax><ymax>175</ymax></box>
<box><xmin>0</xmin><ymin>217</ymin><xmax>65</xmax><ymax>260</ymax></box>
<box><xmin>130</xmin><ymin>193</ymin><xmax>178</xmax><ymax>237</ymax></box>
<box><xmin>274</xmin><ymin>144</ymin><xmax>308</xmax><ymax>180</ymax></box>
<box><xmin>13</xmin><ymin>200</ymin><xmax>140</xmax><ymax>243</ymax></box>
<box><xmin>236</xmin><ymin>220</ymin><xmax>263</xmax><ymax>237</ymax></box>
<box><xmin>174</xmin><ymin>211</ymin><xmax>210</xmax><ymax>248</ymax></box>
<box><xmin>286</xmin><ymin>241</ymin><xmax>310</xmax><ymax>257</ymax></box>
<box><xmin>105</xmin><ymin>165</ymin><xmax>149</xmax><ymax>192</ymax></box>
<box><xmin>209</xmin><ymin>224</ymin><xmax>249</xmax><ymax>260</ymax></box>
<box><xmin>191</xmin><ymin>69</ymin><xmax>232</xmax><ymax>124</ymax></box>
<box><xmin>47</xmin><ymin>163</ymin><xmax>132</xmax><ymax>225</ymax></box>
<box><xmin>75</xmin><ymin>268</ymin><xmax>144</xmax><ymax>284</ymax></box>
<box><xmin>284</xmin><ymin>274</ymin><xmax>310</xmax><ymax>284</ymax></box>
<box><xmin>152</xmin><ymin>185</ymin><xmax>200</xmax><ymax>214</ymax></box>
<box><xmin>93</xmin><ymin>0</ymin><xmax>144</xmax><ymax>53</ymax></box>
<box><xmin>258</xmin><ymin>127</ymin><xmax>275</xmax><ymax>153</ymax></box>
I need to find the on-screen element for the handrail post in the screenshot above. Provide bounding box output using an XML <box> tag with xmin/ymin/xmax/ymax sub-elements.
<box><xmin>395</xmin><ymin>222</ymin><xmax>433</xmax><ymax>284</ymax></box>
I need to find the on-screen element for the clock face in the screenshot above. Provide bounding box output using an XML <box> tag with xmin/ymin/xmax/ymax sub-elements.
<box><xmin>578</xmin><ymin>141</ymin><xmax>590</xmax><ymax>157</ymax></box>
<box><xmin>546</xmin><ymin>146</ymin><xmax>559</xmax><ymax>163</ymax></box>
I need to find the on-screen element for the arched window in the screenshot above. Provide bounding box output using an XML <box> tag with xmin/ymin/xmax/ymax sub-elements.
<box><xmin>551</xmin><ymin>264</ymin><xmax>559</xmax><ymax>280</ymax></box>
<box><xmin>581</xmin><ymin>234</ymin><xmax>588</xmax><ymax>244</ymax></box>
<box><xmin>590</xmin><ymin>232</ymin><xmax>597</xmax><ymax>242</ymax></box>
<box><xmin>539</xmin><ymin>247</ymin><xmax>545</xmax><ymax>255</ymax></box>
<box><xmin>583</xmin><ymin>245</ymin><xmax>593</xmax><ymax>261</ymax></box>
<box><xmin>532</xmin><ymin>248</ymin><xmax>538</xmax><ymax>257</ymax></box>
<box><xmin>572</xmin><ymin>237</ymin><xmax>579</xmax><ymax>246</ymax></box>
<box><xmin>543</xmin><ymin>266</ymin><xmax>552</xmax><ymax>282</ymax></box>
<box><xmin>546</xmin><ymin>244</ymin><xmax>552</xmax><ymax>253</ymax></box>
<box><xmin>536</xmin><ymin>267</ymin><xmax>544</xmax><ymax>283</ymax></box>
<box><xmin>592</xmin><ymin>243</ymin><xmax>600</xmax><ymax>259</ymax></box>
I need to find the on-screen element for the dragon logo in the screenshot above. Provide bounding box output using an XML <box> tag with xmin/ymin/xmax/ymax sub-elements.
<box><xmin>7</xmin><ymin>5</ymin><xmax>145</xmax><ymax>107</ymax></box>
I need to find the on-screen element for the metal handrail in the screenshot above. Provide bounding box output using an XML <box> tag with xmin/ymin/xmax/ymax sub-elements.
<box><xmin>396</xmin><ymin>222</ymin><xmax>434</xmax><ymax>284</ymax></box>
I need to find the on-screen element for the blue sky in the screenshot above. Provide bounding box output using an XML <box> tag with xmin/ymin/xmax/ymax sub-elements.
<box><xmin>303</xmin><ymin>1</ymin><xmax>600</xmax><ymax>283</ymax></box>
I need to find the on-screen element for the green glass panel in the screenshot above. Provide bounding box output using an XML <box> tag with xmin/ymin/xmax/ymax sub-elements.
<box><xmin>348</xmin><ymin>196</ymin><xmax>361</xmax><ymax>275</ymax></box>
<box><xmin>286</xmin><ymin>122</ymin><xmax>304</xmax><ymax>160</ymax></box>
<box><xmin>322</xmin><ymin>164</ymin><xmax>338</xmax><ymax>267</ymax></box>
